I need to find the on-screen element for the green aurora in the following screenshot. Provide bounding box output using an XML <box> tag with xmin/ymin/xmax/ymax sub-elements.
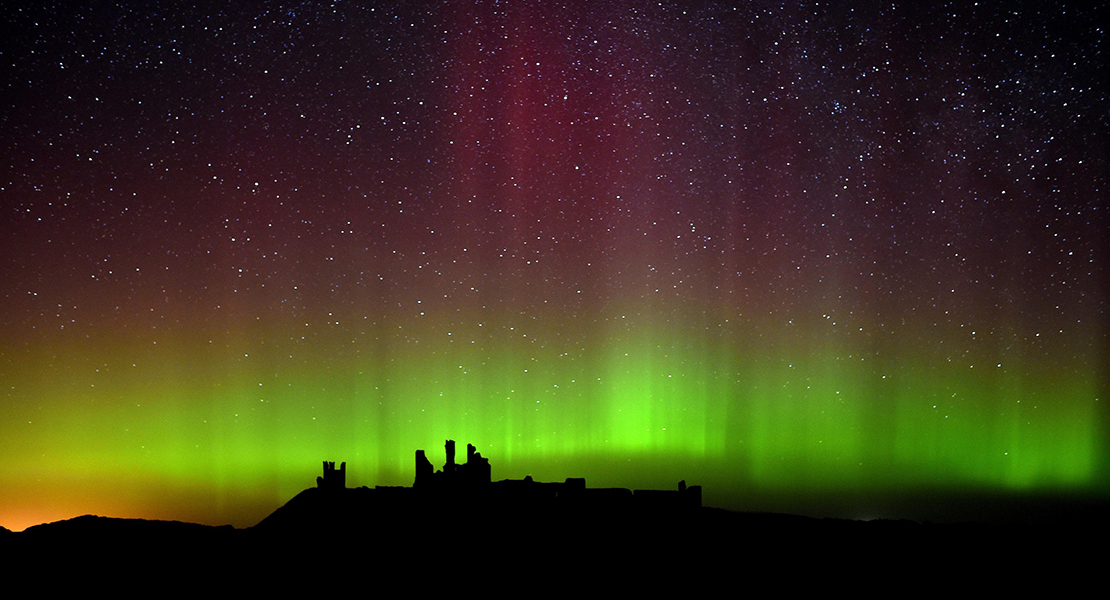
<box><xmin>2</xmin><ymin>308</ymin><xmax>1104</xmax><ymax>530</ymax></box>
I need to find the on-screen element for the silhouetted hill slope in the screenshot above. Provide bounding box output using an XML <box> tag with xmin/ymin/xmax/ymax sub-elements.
<box><xmin>17</xmin><ymin>514</ymin><xmax>236</xmax><ymax>556</ymax></box>
<box><xmin>21</xmin><ymin>514</ymin><xmax>233</xmax><ymax>539</ymax></box>
<box><xmin>3</xmin><ymin>494</ymin><xmax>1104</xmax><ymax>590</ymax></box>
<box><xmin>246</xmin><ymin>486</ymin><xmax>1100</xmax><ymax>575</ymax></box>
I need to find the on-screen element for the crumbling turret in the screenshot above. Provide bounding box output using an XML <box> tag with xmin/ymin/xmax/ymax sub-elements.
<box><xmin>414</xmin><ymin>450</ymin><xmax>433</xmax><ymax>487</ymax></box>
<box><xmin>317</xmin><ymin>461</ymin><xmax>346</xmax><ymax>490</ymax></box>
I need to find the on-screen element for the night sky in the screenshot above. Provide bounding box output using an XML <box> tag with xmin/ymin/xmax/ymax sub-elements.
<box><xmin>2</xmin><ymin>1</ymin><xmax>1106</xmax><ymax>531</ymax></box>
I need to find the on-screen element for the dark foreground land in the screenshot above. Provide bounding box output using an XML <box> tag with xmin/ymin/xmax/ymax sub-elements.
<box><xmin>3</xmin><ymin>488</ymin><xmax>1104</xmax><ymax>591</ymax></box>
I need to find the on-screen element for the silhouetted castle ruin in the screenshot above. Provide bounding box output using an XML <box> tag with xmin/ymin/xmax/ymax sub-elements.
<box><xmin>414</xmin><ymin>440</ymin><xmax>491</xmax><ymax>489</ymax></box>
<box><xmin>316</xmin><ymin>461</ymin><xmax>345</xmax><ymax>490</ymax></box>
<box><xmin>315</xmin><ymin>440</ymin><xmax>701</xmax><ymax>510</ymax></box>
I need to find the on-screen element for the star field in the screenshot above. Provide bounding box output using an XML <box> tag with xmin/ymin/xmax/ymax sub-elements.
<box><xmin>1</xmin><ymin>1</ymin><xmax>1106</xmax><ymax>529</ymax></box>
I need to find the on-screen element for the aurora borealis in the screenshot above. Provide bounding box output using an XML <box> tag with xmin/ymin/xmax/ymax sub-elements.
<box><xmin>1</xmin><ymin>1</ymin><xmax>1106</xmax><ymax>531</ymax></box>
